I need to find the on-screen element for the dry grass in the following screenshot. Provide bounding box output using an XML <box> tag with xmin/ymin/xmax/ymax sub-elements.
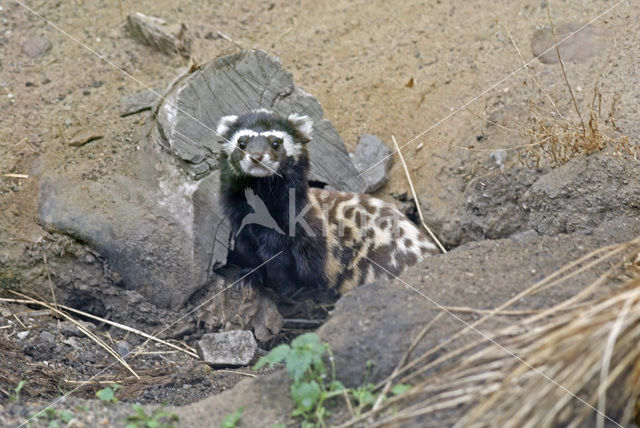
<box><xmin>504</xmin><ymin>3</ymin><xmax>639</xmax><ymax>168</ymax></box>
<box><xmin>337</xmin><ymin>238</ymin><xmax>640</xmax><ymax>427</ymax></box>
<box><xmin>521</xmin><ymin>92</ymin><xmax>635</xmax><ymax>168</ymax></box>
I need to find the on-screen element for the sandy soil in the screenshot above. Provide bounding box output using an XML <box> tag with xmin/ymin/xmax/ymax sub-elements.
<box><xmin>1</xmin><ymin>0</ymin><xmax>639</xmax><ymax>426</ymax></box>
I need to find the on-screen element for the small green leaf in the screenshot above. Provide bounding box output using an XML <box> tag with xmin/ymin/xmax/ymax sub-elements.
<box><xmin>329</xmin><ymin>380</ymin><xmax>346</xmax><ymax>393</ymax></box>
<box><xmin>96</xmin><ymin>387</ymin><xmax>115</xmax><ymax>403</ymax></box>
<box><xmin>352</xmin><ymin>383</ymin><xmax>377</xmax><ymax>407</ymax></box>
<box><xmin>391</xmin><ymin>383</ymin><xmax>411</xmax><ymax>396</ymax></box>
<box><xmin>59</xmin><ymin>410</ymin><xmax>75</xmax><ymax>423</ymax></box>
<box><xmin>291</xmin><ymin>381</ymin><xmax>321</xmax><ymax>413</ymax></box>
<box><xmin>290</xmin><ymin>332</ymin><xmax>321</xmax><ymax>349</ymax></box>
<box><xmin>253</xmin><ymin>344</ymin><xmax>291</xmax><ymax>370</ymax></box>
<box><xmin>285</xmin><ymin>348</ymin><xmax>314</xmax><ymax>381</ymax></box>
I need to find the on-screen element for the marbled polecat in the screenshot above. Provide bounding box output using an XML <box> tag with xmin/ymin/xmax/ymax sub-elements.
<box><xmin>217</xmin><ymin>110</ymin><xmax>438</xmax><ymax>294</ymax></box>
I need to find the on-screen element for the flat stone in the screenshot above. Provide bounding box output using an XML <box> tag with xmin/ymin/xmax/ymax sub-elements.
<box><xmin>196</xmin><ymin>330</ymin><xmax>257</xmax><ymax>366</ymax></box>
<box><xmin>531</xmin><ymin>24</ymin><xmax>610</xmax><ymax>64</ymax></box>
<box><xmin>126</xmin><ymin>12</ymin><xmax>191</xmax><ymax>58</ymax></box>
<box><xmin>58</xmin><ymin>320</ymin><xmax>96</xmax><ymax>336</ymax></box>
<box><xmin>352</xmin><ymin>134</ymin><xmax>393</xmax><ymax>193</ymax></box>
<box><xmin>116</xmin><ymin>341</ymin><xmax>131</xmax><ymax>357</ymax></box>
<box><xmin>17</xmin><ymin>331</ymin><xmax>29</xmax><ymax>339</ymax></box>
<box><xmin>120</xmin><ymin>89</ymin><xmax>159</xmax><ymax>117</ymax></box>
<box><xmin>21</xmin><ymin>35</ymin><xmax>52</xmax><ymax>58</ymax></box>
<box><xmin>39</xmin><ymin>331</ymin><xmax>55</xmax><ymax>343</ymax></box>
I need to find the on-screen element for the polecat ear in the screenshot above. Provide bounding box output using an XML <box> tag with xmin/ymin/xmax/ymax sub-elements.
<box><xmin>216</xmin><ymin>115</ymin><xmax>239</xmax><ymax>140</ymax></box>
<box><xmin>287</xmin><ymin>113</ymin><xmax>313</xmax><ymax>143</ymax></box>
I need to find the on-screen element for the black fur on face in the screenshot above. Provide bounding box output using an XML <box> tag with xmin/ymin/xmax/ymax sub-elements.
<box><xmin>216</xmin><ymin>110</ymin><xmax>313</xmax><ymax>178</ymax></box>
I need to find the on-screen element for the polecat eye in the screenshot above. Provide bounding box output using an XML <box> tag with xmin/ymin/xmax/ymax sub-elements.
<box><xmin>237</xmin><ymin>137</ymin><xmax>247</xmax><ymax>149</ymax></box>
<box><xmin>270</xmin><ymin>138</ymin><xmax>281</xmax><ymax>149</ymax></box>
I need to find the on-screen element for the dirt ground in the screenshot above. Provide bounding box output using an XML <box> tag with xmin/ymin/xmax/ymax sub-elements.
<box><xmin>1</xmin><ymin>0</ymin><xmax>639</xmax><ymax>426</ymax></box>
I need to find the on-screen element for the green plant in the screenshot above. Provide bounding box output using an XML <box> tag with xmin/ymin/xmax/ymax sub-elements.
<box><xmin>35</xmin><ymin>407</ymin><xmax>75</xmax><ymax>427</ymax></box>
<box><xmin>222</xmin><ymin>406</ymin><xmax>245</xmax><ymax>428</ymax></box>
<box><xmin>96</xmin><ymin>383</ymin><xmax>121</xmax><ymax>404</ymax></box>
<box><xmin>9</xmin><ymin>380</ymin><xmax>26</xmax><ymax>403</ymax></box>
<box><xmin>124</xmin><ymin>404</ymin><xmax>179</xmax><ymax>428</ymax></box>
<box><xmin>253</xmin><ymin>333</ymin><xmax>414</xmax><ymax>427</ymax></box>
<box><xmin>255</xmin><ymin>333</ymin><xmax>385</xmax><ymax>427</ymax></box>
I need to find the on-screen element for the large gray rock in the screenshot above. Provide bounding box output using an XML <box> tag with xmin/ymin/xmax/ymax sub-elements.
<box><xmin>352</xmin><ymin>134</ymin><xmax>393</xmax><ymax>193</ymax></box>
<box><xmin>152</xmin><ymin>49</ymin><xmax>365</xmax><ymax>192</ymax></box>
<box><xmin>39</xmin><ymin>132</ymin><xmax>230</xmax><ymax>309</ymax></box>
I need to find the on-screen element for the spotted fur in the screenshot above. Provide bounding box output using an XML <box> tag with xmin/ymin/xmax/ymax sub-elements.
<box><xmin>217</xmin><ymin>110</ymin><xmax>438</xmax><ymax>295</ymax></box>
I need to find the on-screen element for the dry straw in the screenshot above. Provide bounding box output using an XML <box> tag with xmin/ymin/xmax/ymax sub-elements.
<box><xmin>338</xmin><ymin>239</ymin><xmax>640</xmax><ymax>428</ymax></box>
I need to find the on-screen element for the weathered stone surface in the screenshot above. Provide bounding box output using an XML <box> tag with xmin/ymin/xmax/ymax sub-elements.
<box><xmin>352</xmin><ymin>134</ymin><xmax>393</xmax><ymax>193</ymax></box>
<box><xmin>524</xmin><ymin>151</ymin><xmax>640</xmax><ymax>235</ymax></box>
<box><xmin>115</xmin><ymin>341</ymin><xmax>131</xmax><ymax>357</ymax></box>
<box><xmin>126</xmin><ymin>12</ymin><xmax>191</xmax><ymax>57</ymax></box>
<box><xmin>422</xmin><ymin>150</ymin><xmax>640</xmax><ymax>246</ymax></box>
<box><xmin>20</xmin><ymin>35</ymin><xmax>52</xmax><ymax>58</ymax></box>
<box><xmin>152</xmin><ymin>49</ymin><xmax>365</xmax><ymax>192</ymax></box>
<box><xmin>120</xmin><ymin>89</ymin><xmax>159</xmax><ymax>117</ymax></box>
<box><xmin>39</xmin><ymin>138</ymin><xmax>230</xmax><ymax>309</ymax></box>
<box><xmin>531</xmin><ymin>24</ymin><xmax>610</xmax><ymax>64</ymax></box>
<box><xmin>172</xmin><ymin>372</ymin><xmax>292</xmax><ymax>427</ymax></box>
<box><xmin>196</xmin><ymin>330</ymin><xmax>257</xmax><ymax>366</ymax></box>
<box><xmin>39</xmin><ymin>331</ymin><xmax>54</xmax><ymax>343</ymax></box>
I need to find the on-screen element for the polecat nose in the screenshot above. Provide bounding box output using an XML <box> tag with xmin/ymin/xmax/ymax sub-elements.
<box><xmin>246</xmin><ymin>136</ymin><xmax>268</xmax><ymax>163</ymax></box>
<box><xmin>249</xmin><ymin>153</ymin><xmax>264</xmax><ymax>164</ymax></box>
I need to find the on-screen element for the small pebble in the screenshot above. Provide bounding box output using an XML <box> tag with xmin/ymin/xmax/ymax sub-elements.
<box><xmin>39</xmin><ymin>331</ymin><xmax>55</xmax><ymax>343</ymax></box>
<box><xmin>17</xmin><ymin>330</ymin><xmax>29</xmax><ymax>339</ymax></box>
<box><xmin>116</xmin><ymin>341</ymin><xmax>131</xmax><ymax>357</ymax></box>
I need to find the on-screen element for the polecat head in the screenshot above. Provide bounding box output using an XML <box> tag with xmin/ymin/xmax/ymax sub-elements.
<box><xmin>216</xmin><ymin>109</ymin><xmax>313</xmax><ymax>178</ymax></box>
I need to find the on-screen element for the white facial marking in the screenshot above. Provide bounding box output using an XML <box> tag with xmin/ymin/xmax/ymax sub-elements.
<box><xmin>287</xmin><ymin>113</ymin><xmax>314</xmax><ymax>141</ymax></box>
<box><xmin>217</xmin><ymin>115</ymin><xmax>239</xmax><ymax>138</ymax></box>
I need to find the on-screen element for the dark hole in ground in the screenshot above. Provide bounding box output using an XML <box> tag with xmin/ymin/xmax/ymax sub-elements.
<box><xmin>63</xmin><ymin>290</ymin><xmax>107</xmax><ymax>318</ymax></box>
